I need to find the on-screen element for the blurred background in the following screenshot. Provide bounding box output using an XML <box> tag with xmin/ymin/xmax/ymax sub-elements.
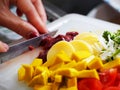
<box><xmin>43</xmin><ymin>0</ymin><xmax>103</xmax><ymax>21</ymax></box>
<box><xmin>45</xmin><ymin>0</ymin><xmax>103</xmax><ymax>15</ymax></box>
<box><xmin>44</xmin><ymin>0</ymin><xmax>120</xmax><ymax>23</ymax></box>
<box><xmin>1</xmin><ymin>0</ymin><xmax>120</xmax><ymax>44</ymax></box>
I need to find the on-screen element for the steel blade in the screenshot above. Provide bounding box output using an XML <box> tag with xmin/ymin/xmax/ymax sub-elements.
<box><xmin>0</xmin><ymin>30</ymin><xmax>57</xmax><ymax>63</ymax></box>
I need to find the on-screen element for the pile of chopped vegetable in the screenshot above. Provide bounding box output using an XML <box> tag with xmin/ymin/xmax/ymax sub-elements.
<box><xmin>100</xmin><ymin>30</ymin><xmax>120</xmax><ymax>62</ymax></box>
<box><xmin>18</xmin><ymin>30</ymin><xmax>120</xmax><ymax>90</ymax></box>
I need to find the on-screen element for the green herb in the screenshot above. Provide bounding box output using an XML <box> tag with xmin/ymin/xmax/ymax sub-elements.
<box><xmin>106</xmin><ymin>49</ymin><xmax>120</xmax><ymax>62</ymax></box>
<box><xmin>102</xmin><ymin>30</ymin><xmax>120</xmax><ymax>62</ymax></box>
<box><xmin>103</xmin><ymin>30</ymin><xmax>120</xmax><ymax>44</ymax></box>
<box><xmin>102</xmin><ymin>31</ymin><xmax>111</xmax><ymax>41</ymax></box>
<box><xmin>112</xmin><ymin>49</ymin><xmax>120</xmax><ymax>57</ymax></box>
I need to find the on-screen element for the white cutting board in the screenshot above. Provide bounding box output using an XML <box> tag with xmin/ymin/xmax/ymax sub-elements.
<box><xmin>0</xmin><ymin>14</ymin><xmax>120</xmax><ymax>90</ymax></box>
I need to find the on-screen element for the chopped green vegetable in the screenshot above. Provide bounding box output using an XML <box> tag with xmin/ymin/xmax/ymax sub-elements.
<box><xmin>114</xmin><ymin>36</ymin><xmax>120</xmax><ymax>44</ymax></box>
<box><xmin>113</xmin><ymin>49</ymin><xmax>120</xmax><ymax>57</ymax></box>
<box><xmin>106</xmin><ymin>49</ymin><xmax>120</xmax><ymax>62</ymax></box>
<box><xmin>103</xmin><ymin>30</ymin><xmax>120</xmax><ymax>44</ymax></box>
<box><xmin>102</xmin><ymin>31</ymin><xmax>111</xmax><ymax>41</ymax></box>
<box><xmin>101</xmin><ymin>30</ymin><xmax>120</xmax><ymax>62</ymax></box>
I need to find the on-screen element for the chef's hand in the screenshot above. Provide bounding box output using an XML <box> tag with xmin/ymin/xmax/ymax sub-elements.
<box><xmin>0</xmin><ymin>0</ymin><xmax>48</xmax><ymax>39</ymax></box>
<box><xmin>0</xmin><ymin>0</ymin><xmax>48</xmax><ymax>52</ymax></box>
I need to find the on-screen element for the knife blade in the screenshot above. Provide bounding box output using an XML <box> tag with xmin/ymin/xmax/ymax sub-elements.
<box><xmin>0</xmin><ymin>30</ymin><xmax>57</xmax><ymax>63</ymax></box>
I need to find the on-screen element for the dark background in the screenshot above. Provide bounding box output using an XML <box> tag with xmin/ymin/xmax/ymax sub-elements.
<box><xmin>46</xmin><ymin>0</ymin><xmax>103</xmax><ymax>15</ymax></box>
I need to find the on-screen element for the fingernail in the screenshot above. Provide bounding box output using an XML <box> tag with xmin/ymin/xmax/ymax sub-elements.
<box><xmin>0</xmin><ymin>42</ymin><xmax>9</xmax><ymax>52</ymax></box>
<box><xmin>28</xmin><ymin>32</ymin><xmax>39</xmax><ymax>39</ymax></box>
<box><xmin>3</xmin><ymin>43</ymin><xmax>9</xmax><ymax>52</ymax></box>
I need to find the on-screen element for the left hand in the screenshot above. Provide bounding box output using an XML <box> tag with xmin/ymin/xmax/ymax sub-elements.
<box><xmin>0</xmin><ymin>41</ymin><xmax>9</xmax><ymax>52</ymax></box>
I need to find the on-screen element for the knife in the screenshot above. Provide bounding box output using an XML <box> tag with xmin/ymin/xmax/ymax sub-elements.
<box><xmin>0</xmin><ymin>30</ymin><xmax>57</xmax><ymax>64</ymax></box>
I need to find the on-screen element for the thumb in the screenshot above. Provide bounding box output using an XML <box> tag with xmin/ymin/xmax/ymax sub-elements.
<box><xmin>0</xmin><ymin>41</ymin><xmax>9</xmax><ymax>52</ymax></box>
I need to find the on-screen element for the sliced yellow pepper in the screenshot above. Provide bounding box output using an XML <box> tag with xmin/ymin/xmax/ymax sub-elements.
<box><xmin>77</xmin><ymin>69</ymin><xmax>99</xmax><ymax>80</ymax></box>
<box><xmin>31</xmin><ymin>58</ymin><xmax>43</xmax><ymax>67</ymax></box>
<box><xmin>72</xmin><ymin>51</ymin><xmax>92</xmax><ymax>62</ymax></box>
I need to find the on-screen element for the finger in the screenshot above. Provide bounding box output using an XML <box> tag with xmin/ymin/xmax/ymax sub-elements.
<box><xmin>0</xmin><ymin>41</ymin><xmax>9</xmax><ymax>52</ymax></box>
<box><xmin>16</xmin><ymin>0</ymin><xmax>48</xmax><ymax>34</ymax></box>
<box><xmin>32</xmin><ymin>0</ymin><xmax>47</xmax><ymax>24</ymax></box>
<box><xmin>0</xmin><ymin>8</ymin><xmax>39</xmax><ymax>39</ymax></box>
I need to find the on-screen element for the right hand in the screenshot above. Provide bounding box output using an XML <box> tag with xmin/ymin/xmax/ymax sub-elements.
<box><xmin>0</xmin><ymin>0</ymin><xmax>48</xmax><ymax>39</ymax></box>
<box><xmin>0</xmin><ymin>0</ymin><xmax>48</xmax><ymax>52</ymax></box>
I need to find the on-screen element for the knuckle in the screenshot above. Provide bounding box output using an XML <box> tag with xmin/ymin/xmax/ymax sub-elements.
<box><xmin>32</xmin><ymin>0</ymin><xmax>38</xmax><ymax>4</ymax></box>
<box><xmin>15</xmin><ymin>21</ymin><xmax>27</xmax><ymax>35</ymax></box>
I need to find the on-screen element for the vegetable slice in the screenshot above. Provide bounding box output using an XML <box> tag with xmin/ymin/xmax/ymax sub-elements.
<box><xmin>45</xmin><ymin>41</ymin><xmax>75</xmax><ymax>67</ymax></box>
<box><xmin>70</xmin><ymin>40</ymin><xmax>93</xmax><ymax>54</ymax></box>
<box><xmin>104</xmin><ymin>87</ymin><xmax>120</xmax><ymax>90</ymax></box>
<box><xmin>99</xmin><ymin>68</ymin><xmax>117</xmax><ymax>88</ymax></box>
<box><xmin>77</xmin><ymin>78</ymin><xmax>102</xmax><ymax>90</ymax></box>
